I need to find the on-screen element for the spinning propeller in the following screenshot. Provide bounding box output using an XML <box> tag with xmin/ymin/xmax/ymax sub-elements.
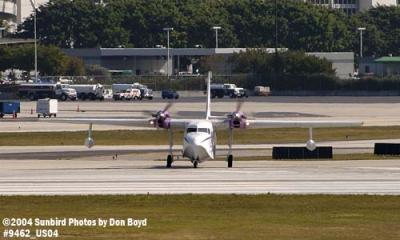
<box><xmin>227</xmin><ymin>100</ymin><xmax>248</xmax><ymax>129</ymax></box>
<box><xmin>149</xmin><ymin>102</ymin><xmax>173</xmax><ymax>129</ymax></box>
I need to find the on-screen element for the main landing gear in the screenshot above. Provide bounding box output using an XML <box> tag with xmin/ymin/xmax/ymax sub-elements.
<box><xmin>227</xmin><ymin>128</ymin><xmax>234</xmax><ymax>168</ymax></box>
<box><xmin>166</xmin><ymin>129</ymin><xmax>174</xmax><ymax>168</ymax></box>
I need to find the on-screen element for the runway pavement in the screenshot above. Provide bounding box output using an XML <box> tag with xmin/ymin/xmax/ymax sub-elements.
<box><xmin>1</xmin><ymin>157</ymin><xmax>399</xmax><ymax>195</ymax></box>
<box><xmin>0</xmin><ymin>138</ymin><xmax>399</xmax><ymax>160</ymax></box>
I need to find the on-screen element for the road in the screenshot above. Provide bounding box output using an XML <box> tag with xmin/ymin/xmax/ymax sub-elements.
<box><xmin>1</xmin><ymin>157</ymin><xmax>399</xmax><ymax>195</ymax></box>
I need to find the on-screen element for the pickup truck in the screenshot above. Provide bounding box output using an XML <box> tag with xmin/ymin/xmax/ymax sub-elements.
<box><xmin>119</xmin><ymin>88</ymin><xmax>141</xmax><ymax>100</ymax></box>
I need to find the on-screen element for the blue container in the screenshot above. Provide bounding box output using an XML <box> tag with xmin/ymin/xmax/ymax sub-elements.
<box><xmin>0</xmin><ymin>101</ymin><xmax>20</xmax><ymax>116</ymax></box>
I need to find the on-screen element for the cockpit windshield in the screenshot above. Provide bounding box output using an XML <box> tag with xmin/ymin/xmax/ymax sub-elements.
<box><xmin>186</xmin><ymin>128</ymin><xmax>197</xmax><ymax>133</ymax></box>
<box><xmin>186</xmin><ymin>127</ymin><xmax>210</xmax><ymax>134</ymax></box>
<box><xmin>198</xmin><ymin>128</ymin><xmax>210</xmax><ymax>134</ymax></box>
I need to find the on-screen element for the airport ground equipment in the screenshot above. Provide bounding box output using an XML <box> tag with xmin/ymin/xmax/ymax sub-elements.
<box><xmin>0</xmin><ymin>101</ymin><xmax>20</xmax><ymax>118</ymax></box>
<box><xmin>18</xmin><ymin>83</ymin><xmax>77</xmax><ymax>101</ymax></box>
<box><xmin>374</xmin><ymin>143</ymin><xmax>400</xmax><ymax>155</ymax></box>
<box><xmin>70</xmin><ymin>84</ymin><xmax>104</xmax><ymax>101</ymax></box>
<box><xmin>36</xmin><ymin>98</ymin><xmax>58</xmax><ymax>118</ymax></box>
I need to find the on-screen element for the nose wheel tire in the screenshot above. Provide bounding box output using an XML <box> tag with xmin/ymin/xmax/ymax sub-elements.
<box><xmin>227</xmin><ymin>155</ymin><xmax>233</xmax><ymax>168</ymax></box>
<box><xmin>166</xmin><ymin>155</ymin><xmax>173</xmax><ymax>168</ymax></box>
<box><xmin>193</xmin><ymin>161</ymin><xmax>198</xmax><ymax>168</ymax></box>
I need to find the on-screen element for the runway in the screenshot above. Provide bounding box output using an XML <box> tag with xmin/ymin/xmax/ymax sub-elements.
<box><xmin>1</xmin><ymin>157</ymin><xmax>400</xmax><ymax>195</ymax></box>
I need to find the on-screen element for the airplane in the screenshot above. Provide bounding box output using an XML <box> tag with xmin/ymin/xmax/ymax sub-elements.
<box><xmin>49</xmin><ymin>72</ymin><xmax>363</xmax><ymax>168</ymax></box>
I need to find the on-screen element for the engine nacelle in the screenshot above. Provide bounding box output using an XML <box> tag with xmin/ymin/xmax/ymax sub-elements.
<box><xmin>306</xmin><ymin>139</ymin><xmax>316</xmax><ymax>151</ymax></box>
<box><xmin>85</xmin><ymin>137</ymin><xmax>95</xmax><ymax>149</ymax></box>
<box><xmin>150</xmin><ymin>111</ymin><xmax>171</xmax><ymax>129</ymax></box>
<box><xmin>229</xmin><ymin>112</ymin><xmax>248</xmax><ymax>129</ymax></box>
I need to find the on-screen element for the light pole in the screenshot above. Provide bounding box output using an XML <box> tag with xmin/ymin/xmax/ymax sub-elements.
<box><xmin>29</xmin><ymin>0</ymin><xmax>38</xmax><ymax>82</ymax></box>
<box><xmin>212</xmin><ymin>26</ymin><xmax>221</xmax><ymax>48</ymax></box>
<box><xmin>163</xmin><ymin>27</ymin><xmax>173</xmax><ymax>80</ymax></box>
<box><xmin>0</xmin><ymin>27</ymin><xmax>5</xmax><ymax>39</ymax></box>
<box><xmin>358</xmin><ymin>27</ymin><xmax>366</xmax><ymax>58</ymax></box>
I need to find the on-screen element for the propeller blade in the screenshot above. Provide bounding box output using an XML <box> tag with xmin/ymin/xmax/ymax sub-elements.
<box><xmin>236</xmin><ymin>100</ymin><xmax>244</xmax><ymax>112</ymax></box>
<box><xmin>163</xmin><ymin>102</ymin><xmax>174</xmax><ymax>112</ymax></box>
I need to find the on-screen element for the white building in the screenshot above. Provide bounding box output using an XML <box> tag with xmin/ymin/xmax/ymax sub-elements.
<box><xmin>301</xmin><ymin>0</ymin><xmax>398</xmax><ymax>14</ymax></box>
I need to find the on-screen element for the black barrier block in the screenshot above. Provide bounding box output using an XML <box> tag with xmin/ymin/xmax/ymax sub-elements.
<box><xmin>272</xmin><ymin>147</ymin><xmax>288</xmax><ymax>159</ymax></box>
<box><xmin>374</xmin><ymin>143</ymin><xmax>400</xmax><ymax>155</ymax></box>
<box><xmin>272</xmin><ymin>147</ymin><xmax>333</xmax><ymax>159</ymax></box>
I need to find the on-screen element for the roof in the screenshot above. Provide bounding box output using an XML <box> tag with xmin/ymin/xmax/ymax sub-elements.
<box><xmin>0</xmin><ymin>38</ymin><xmax>35</xmax><ymax>45</ymax></box>
<box><xmin>375</xmin><ymin>57</ymin><xmax>400</xmax><ymax>63</ymax></box>
<box><xmin>64</xmin><ymin>48</ymin><xmax>283</xmax><ymax>57</ymax></box>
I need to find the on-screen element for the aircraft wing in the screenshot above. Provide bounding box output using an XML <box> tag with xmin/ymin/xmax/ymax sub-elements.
<box><xmin>43</xmin><ymin>118</ymin><xmax>192</xmax><ymax>128</ymax></box>
<box><xmin>211</xmin><ymin>119</ymin><xmax>363</xmax><ymax>129</ymax></box>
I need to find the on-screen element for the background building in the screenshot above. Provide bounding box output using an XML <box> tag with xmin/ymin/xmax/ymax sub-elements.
<box><xmin>0</xmin><ymin>0</ymin><xmax>17</xmax><ymax>32</ymax></box>
<box><xmin>300</xmin><ymin>0</ymin><xmax>398</xmax><ymax>14</ymax></box>
<box><xmin>64</xmin><ymin>48</ymin><xmax>354</xmax><ymax>79</ymax></box>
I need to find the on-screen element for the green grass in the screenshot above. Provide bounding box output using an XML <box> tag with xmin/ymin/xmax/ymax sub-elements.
<box><xmin>4</xmin><ymin>126</ymin><xmax>400</xmax><ymax>146</ymax></box>
<box><xmin>0</xmin><ymin>195</ymin><xmax>399</xmax><ymax>240</ymax></box>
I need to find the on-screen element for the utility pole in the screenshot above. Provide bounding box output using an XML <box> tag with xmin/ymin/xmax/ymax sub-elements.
<box><xmin>29</xmin><ymin>0</ymin><xmax>38</xmax><ymax>82</ymax></box>
<box><xmin>358</xmin><ymin>27</ymin><xmax>366</xmax><ymax>58</ymax></box>
<box><xmin>163</xmin><ymin>27</ymin><xmax>173</xmax><ymax>84</ymax></box>
<box><xmin>212</xmin><ymin>26</ymin><xmax>221</xmax><ymax>48</ymax></box>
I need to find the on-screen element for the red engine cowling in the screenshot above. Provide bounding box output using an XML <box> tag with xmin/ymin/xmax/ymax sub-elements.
<box><xmin>229</xmin><ymin>112</ymin><xmax>248</xmax><ymax>129</ymax></box>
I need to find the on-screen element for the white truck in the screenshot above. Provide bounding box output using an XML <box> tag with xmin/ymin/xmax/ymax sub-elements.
<box><xmin>119</xmin><ymin>88</ymin><xmax>141</xmax><ymax>100</ymax></box>
<box><xmin>36</xmin><ymin>98</ymin><xmax>58</xmax><ymax>118</ymax></box>
<box><xmin>69</xmin><ymin>84</ymin><xmax>104</xmax><ymax>101</ymax></box>
<box><xmin>112</xmin><ymin>83</ymin><xmax>153</xmax><ymax>100</ymax></box>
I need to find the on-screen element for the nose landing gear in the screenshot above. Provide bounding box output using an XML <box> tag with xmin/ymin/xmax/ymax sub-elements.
<box><xmin>167</xmin><ymin>155</ymin><xmax>173</xmax><ymax>168</ymax></box>
<box><xmin>193</xmin><ymin>157</ymin><xmax>199</xmax><ymax>168</ymax></box>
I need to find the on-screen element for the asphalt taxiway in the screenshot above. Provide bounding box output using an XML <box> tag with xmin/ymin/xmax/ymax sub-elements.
<box><xmin>1</xmin><ymin>157</ymin><xmax>399</xmax><ymax>195</ymax></box>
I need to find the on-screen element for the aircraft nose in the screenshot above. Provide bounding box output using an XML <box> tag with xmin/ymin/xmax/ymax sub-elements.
<box><xmin>185</xmin><ymin>134</ymin><xmax>206</xmax><ymax>145</ymax></box>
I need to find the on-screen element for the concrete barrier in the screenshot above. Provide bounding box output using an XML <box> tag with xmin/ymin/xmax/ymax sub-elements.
<box><xmin>272</xmin><ymin>147</ymin><xmax>333</xmax><ymax>159</ymax></box>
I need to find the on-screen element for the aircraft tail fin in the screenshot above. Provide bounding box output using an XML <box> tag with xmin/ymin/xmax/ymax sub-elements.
<box><xmin>206</xmin><ymin>71</ymin><xmax>212</xmax><ymax>120</ymax></box>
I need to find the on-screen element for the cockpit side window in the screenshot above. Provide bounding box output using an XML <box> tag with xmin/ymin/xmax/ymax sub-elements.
<box><xmin>186</xmin><ymin>127</ymin><xmax>197</xmax><ymax>133</ymax></box>
<box><xmin>198</xmin><ymin>128</ymin><xmax>210</xmax><ymax>134</ymax></box>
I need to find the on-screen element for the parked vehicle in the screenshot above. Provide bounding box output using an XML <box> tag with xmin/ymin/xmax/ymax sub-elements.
<box><xmin>254</xmin><ymin>86</ymin><xmax>271</xmax><ymax>96</ymax></box>
<box><xmin>223</xmin><ymin>84</ymin><xmax>248</xmax><ymax>98</ymax></box>
<box><xmin>210</xmin><ymin>84</ymin><xmax>225</xmax><ymax>98</ymax></box>
<box><xmin>0</xmin><ymin>101</ymin><xmax>20</xmax><ymax>118</ymax></box>
<box><xmin>70</xmin><ymin>84</ymin><xmax>104</xmax><ymax>101</ymax></box>
<box><xmin>112</xmin><ymin>84</ymin><xmax>132</xmax><ymax>100</ymax></box>
<box><xmin>137</xmin><ymin>86</ymin><xmax>153</xmax><ymax>100</ymax></box>
<box><xmin>119</xmin><ymin>88</ymin><xmax>141</xmax><ymax>100</ymax></box>
<box><xmin>209</xmin><ymin>83</ymin><xmax>248</xmax><ymax>98</ymax></box>
<box><xmin>36</xmin><ymin>98</ymin><xmax>57</xmax><ymax>118</ymax></box>
<box><xmin>18</xmin><ymin>83</ymin><xmax>77</xmax><ymax>101</ymax></box>
<box><xmin>112</xmin><ymin>83</ymin><xmax>153</xmax><ymax>100</ymax></box>
<box><xmin>161</xmin><ymin>89</ymin><xmax>179</xmax><ymax>99</ymax></box>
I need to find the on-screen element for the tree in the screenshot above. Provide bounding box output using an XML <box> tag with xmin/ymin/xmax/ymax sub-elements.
<box><xmin>85</xmin><ymin>64</ymin><xmax>111</xmax><ymax>83</ymax></box>
<box><xmin>64</xmin><ymin>57</ymin><xmax>86</xmax><ymax>76</ymax></box>
<box><xmin>0</xmin><ymin>44</ymin><xmax>86</xmax><ymax>76</ymax></box>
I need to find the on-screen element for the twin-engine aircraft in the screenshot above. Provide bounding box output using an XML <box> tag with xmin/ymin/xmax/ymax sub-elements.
<box><xmin>50</xmin><ymin>72</ymin><xmax>363</xmax><ymax>168</ymax></box>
